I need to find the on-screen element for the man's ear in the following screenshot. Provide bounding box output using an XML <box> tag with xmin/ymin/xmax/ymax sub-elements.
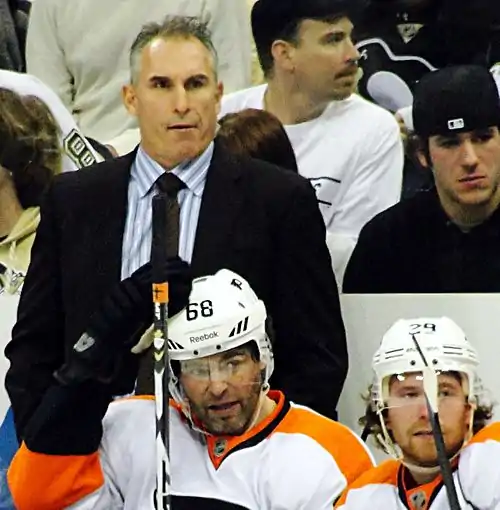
<box><xmin>122</xmin><ymin>84</ymin><xmax>138</xmax><ymax>116</ymax></box>
<box><xmin>416</xmin><ymin>149</ymin><xmax>430</xmax><ymax>169</ymax></box>
<box><xmin>216</xmin><ymin>81</ymin><xmax>224</xmax><ymax>101</ymax></box>
<box><xmin>271</xmin><ymin>39</ymin><xmax>297</xmax><ymax>73</ymax></box>
<box><xmin>412</xmin><ymin>136</ymin><xmax>432</xmax><ymax>169</ymax></box>
<box><xmin>214</xmin><ymin>81</ymin><xmax>224</xmax><ymax>117</ymax></box>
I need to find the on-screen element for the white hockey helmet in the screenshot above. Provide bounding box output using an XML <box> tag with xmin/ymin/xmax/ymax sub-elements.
<box><xmin>371</xmin><ymin>317</ymin><xmax>480</xmax><ymax>410</ymax></box>
<box><xmin>167</xmin><ymin>269</ymin><xmax>273</xmax><ymax>404</ymax></box>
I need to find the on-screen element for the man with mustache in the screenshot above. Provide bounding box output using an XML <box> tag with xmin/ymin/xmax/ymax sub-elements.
<box><xmin>344</xmin><ymin>65</ymin><xmax>500</xmax><ymax>293</ymax></box>
<box><xmin>221</xmin><ymin>0</ymin><xmax>404</xmax><ymax>284</ymax></box>
<box><xmin>336</xmin><ymin>316</ymin><xmax>499</xmax><ymax>510</ymax></box>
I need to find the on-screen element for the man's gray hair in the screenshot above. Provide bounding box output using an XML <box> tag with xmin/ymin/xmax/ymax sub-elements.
<box><xmin>129</xmin><ymin>15</ymin><xmax>218</xmax><ymax>84</ymax></box>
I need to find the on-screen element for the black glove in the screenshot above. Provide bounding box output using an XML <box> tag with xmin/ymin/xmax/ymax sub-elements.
<box><xmin>55</xmin><ymin>256</ymin><xmax>192</xmax><ymax>386</ymax></box>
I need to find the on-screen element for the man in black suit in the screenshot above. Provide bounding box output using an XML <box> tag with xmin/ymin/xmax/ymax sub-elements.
<box><xmin>5</xmin><ymin>15</ymin><xmax>346</xmax><ymax>439</ymax></box>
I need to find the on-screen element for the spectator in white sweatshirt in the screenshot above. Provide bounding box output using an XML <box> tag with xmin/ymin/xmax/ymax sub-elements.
<box><xmin>26</xmin><ymin>0</ymin><xmax>252</xmax><ymax>155</ymax></box>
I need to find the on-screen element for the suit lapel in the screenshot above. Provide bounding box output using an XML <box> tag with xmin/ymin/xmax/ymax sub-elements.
<box><xmin>191</xmin><ymin>142</ymin><xmax>245</xmax><ymax>274</ymax></box>
<box><xmin>85</xmin><ymin>152</ymin><xmax>135</xmax><ymax>286</ymax></box>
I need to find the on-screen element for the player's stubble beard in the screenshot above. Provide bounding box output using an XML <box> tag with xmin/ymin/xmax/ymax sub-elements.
<box><xmin>191</xmin><ymin>373</ymin><xmax>263</xmax><ymax>436</ymax></box>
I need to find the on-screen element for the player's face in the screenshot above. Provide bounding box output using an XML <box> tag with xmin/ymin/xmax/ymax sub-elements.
<box><xmin>385</xmin><ymin>372</ymin><xmax>472</xmax><ymax>467</ymax></box>
<box><xmin>179</xmin><ymin>346</ymin><xmax>265</xmax><ymax>436</ymax></box>
<box><xmin>122</xmin><ymin>36</ymin><xmax>223</xmax><ymax>169</ymax></box>
<box><xmin>289</xmin><ymin>17</ymin><xmax>360</xmax><ymax>103</ymax></box>
<box><xmin>420</xmin><ymin>127</ymin><xmax>500</xmax><ymax>218</ymax></box>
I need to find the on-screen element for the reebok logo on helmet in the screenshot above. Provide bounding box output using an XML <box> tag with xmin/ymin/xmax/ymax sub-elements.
<box><xmin>190</xmin><ymin>331</ymin><xmax>219</xmax><ymax>343</ymax></box>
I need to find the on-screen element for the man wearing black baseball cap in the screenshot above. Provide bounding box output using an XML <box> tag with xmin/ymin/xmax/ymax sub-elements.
<box><xmin>221</xmin><ymin>0</ymin><xmax>403</xmax><ymax>285</ymax></box>
<box><xmin>343</xmin><ymin>65</ymin><xmax>500</xmax><ymax>293</ymax></box>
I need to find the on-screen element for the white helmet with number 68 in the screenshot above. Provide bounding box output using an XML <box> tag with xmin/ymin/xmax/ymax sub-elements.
<box><xmin>167</xmin><ymin>269</ymin><xmax>273</xmax><ymax>408</ymax></box>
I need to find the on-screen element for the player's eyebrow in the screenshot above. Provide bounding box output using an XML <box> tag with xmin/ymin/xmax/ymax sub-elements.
<box><xmin>438</xmin><ymin>381</ymin><xmax>460</xmax><ymax>391</ymax></box>
<box><xmin>220</xmin><ymin>348</ymin><xmax>248</xmax><ymax>360</ymax></box>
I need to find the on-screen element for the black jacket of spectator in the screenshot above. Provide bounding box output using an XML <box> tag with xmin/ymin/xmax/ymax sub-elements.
<box><xmin>355</xmin><ymin>0</ymin><xmax>500</xmax><ymax>106</ymax></box>
<box><xmin>343</xmin><ymin>188</ymin><xmax>500</xmax><ymax>293</ymax></box>
<box><xmin>5</xmin><ymin>141</ymin><xmax>347</xmax><ymax>440</ymax></box>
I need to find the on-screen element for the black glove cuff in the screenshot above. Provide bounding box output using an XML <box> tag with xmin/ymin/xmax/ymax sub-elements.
<box><xmin>24</xmin><ymin>381</ymin><xmax>112</xmax><ymax>455</ymax></box>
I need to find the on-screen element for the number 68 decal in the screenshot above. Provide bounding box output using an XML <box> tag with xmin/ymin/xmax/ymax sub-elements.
<box><xmin>186</xmin><ymin>300</ymin><xmax>214</xmax><ymax>321</ymax></box>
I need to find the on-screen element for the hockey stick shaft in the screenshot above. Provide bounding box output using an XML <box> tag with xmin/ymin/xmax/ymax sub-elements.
<box><xmin>151</xmin><ymin>193</ymin><xmax>171</xmax><ymax>510</ymax></box>
<box><xmin>412</xmin><ymin>336</ymin><xmax>461</xmax><ymax>510</ymax></box>
<box><xmin>425</xmin><ymin>400</ymin><xmax>461</xmax><ymax>509</ymax></box>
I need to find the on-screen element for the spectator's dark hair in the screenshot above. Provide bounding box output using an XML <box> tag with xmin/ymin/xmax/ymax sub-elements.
<box><xmin>407</xmin><ymin>132</ymin><xmax>432</xmax><ymax>169</ymax></box>
<box><xmin>218</xmin><ymin>109</ymin><xmax>299</xmax><ymax>172</ymax></box>
<box><xmin>359</xmin><ymin>379</ymin><xmax>494</xmax><ymax>453</ymax></box>
<box><xmin>130</xmin><ymin>15</ymin><xmax>218</xmax><ymax>84</ymax></box>
<box><xmin>0</xmin><ymin>88</ymin><xmax>61</xmax><ymax>208</ymax></box>
<box><xmin>253</xmin><ymin>14</ymin><xmax>345</xmax><ymax>78</ymax></box>
<box><xmin>251</xmin><ymin>0</ymin><xmax>366</xmax><ymax>78</ymax></box>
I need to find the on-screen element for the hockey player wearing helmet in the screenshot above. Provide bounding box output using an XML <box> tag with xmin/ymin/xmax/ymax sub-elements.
<box><xmin>8</xmin><ymin>267</ymin><xmax>374</xmax><ymax>510</ymax></box>
<box><xmin>336</xmin><ymin>317</ymin><xmax>499</xmax><ymax>510</ymax></box>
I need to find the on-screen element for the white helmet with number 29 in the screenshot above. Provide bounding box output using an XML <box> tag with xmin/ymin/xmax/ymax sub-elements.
<box><xmin>371</xmin><ymin>317</ymin><xmax>480</xmax><ymax>410</ymax></box>
<box><xmin>167</xmin><ymin>269</ymin><xmax>273</xmax><ymax>407</ymax></box>
<box><xmin>370</xmin><ymin>317</ymin><xmax>482</xmax><ymax>462</ymax></box>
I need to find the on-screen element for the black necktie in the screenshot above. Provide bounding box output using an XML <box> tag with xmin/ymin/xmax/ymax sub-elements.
<box><xmin>135</xmin><ymin>172</ymin><xmax>186</xmax><ymax>395</ymax></box>
<box><xmin>155</xmin><ymin>172</ymin><xmax>186</xmax><ymax>256</ymax></box>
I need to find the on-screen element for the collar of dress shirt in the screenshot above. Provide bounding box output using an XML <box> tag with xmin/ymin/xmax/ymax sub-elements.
<box><xmin>132</xmin><ymin>142</ymin><xmax>215</xmax><ymax>198</ymax></box>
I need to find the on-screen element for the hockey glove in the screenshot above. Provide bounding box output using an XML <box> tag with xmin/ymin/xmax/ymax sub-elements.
<box><xmin>55</xmin><ymin>256</ymin><xmax>192</xmax><ymax>386</ymax></box>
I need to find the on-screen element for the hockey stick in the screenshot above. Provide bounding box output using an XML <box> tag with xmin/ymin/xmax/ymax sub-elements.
<box><xmin>151</xmin><ymin>193</ymin><xmax>171</xmax><ymax>510</ymax></box>
<box><xmin>361</xmin><ymin>423</ymin><xmax>370</xmax><ymax>442</ymax></box>
<box><xmin>411</xmin><ymin>334</ymin><xmax>461</xmax><ymax>510</ymax></box>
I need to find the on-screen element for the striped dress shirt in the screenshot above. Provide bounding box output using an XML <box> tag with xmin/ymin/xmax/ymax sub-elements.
<box><xmin>121</xmin><ymin>143</ymin><xmax>214</xmax><ymax>280</ymax></box>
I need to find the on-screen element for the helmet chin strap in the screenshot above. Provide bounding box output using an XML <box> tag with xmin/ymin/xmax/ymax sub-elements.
<box><xmin>401</xmin><ymin>451</ymin><xmax>460</xmax><ymax>476</ymax></box>
<box><xmin>243</xmin><ymin>383</ymin><xmax>270</xmax><ymax>433</ymax></box>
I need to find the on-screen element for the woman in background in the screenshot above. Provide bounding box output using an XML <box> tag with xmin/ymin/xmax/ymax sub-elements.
<box><xmin>0</xmin><ymin>87</ymin><xmax>62</xmax><ymax>510</ymax></box>
<box><xmin>217</xmin><ymin>108</ymin><xmax>299</xmax><ymax>173</ymax></box>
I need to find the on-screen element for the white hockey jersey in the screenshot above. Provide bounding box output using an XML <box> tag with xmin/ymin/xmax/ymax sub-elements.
<box><xmin>0</xmin><ymin>70</ymin><xmax>99</xmax><ymax>172</ymax></box>
<box><xmin>8</xmin><ymin>391</ymin><xmax>375</xmax><ymax>510</ymax></box>
<box><xmin>336</xmin><ymin>422</ymin><xmax>500</xmax><ymax>510</ymax></box>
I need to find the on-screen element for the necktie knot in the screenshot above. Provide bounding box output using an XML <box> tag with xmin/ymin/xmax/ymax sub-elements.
<box><xmin>156</xmin><ymin>172</ymin><xmax>186</xmax><ymax>198</ymax></box>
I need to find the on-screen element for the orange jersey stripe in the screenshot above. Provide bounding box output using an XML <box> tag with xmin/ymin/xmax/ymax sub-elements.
<box><xmin>467</xmin><ymin>421</ymin><xmax>500</xmax><ymax>445</ymax></box>
<box><xmin>8</xmin><ymin>443</ymin><xmax>104</xmax><ymax>510</ymax></box>
<box><xmin>335</xmin><ymin>459</ymin><xmax>399</xmax><ymax>507</ymax></box>
<box><xmin>277</xmin><ymin>405</ymin><xmax>375</xmax><ymax>485</ymax></box>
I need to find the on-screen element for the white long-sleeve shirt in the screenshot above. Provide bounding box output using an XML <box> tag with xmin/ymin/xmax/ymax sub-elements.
<box><xmin>26</xmin><ymin>0</ymin><xmax>252</xmax><ymax>148</ymax></box>
<box><xmin>220</xmin><ymin>86</ymin><xmax>404</xmax><ymax>285</ymax></box>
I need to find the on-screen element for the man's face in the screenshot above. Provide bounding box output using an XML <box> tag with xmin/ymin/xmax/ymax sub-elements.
<box><xmin>288</xmin><ymin>17</ymin><xmax>360</xmax><ymax>103</ymax></box>
<box><xmin>420</xmin><ymin>127</ymin><xmax>500</xmax><ymax>213</ymax></box>
<box><xmin>385</xmin><ymin>372</ymin><xmax>472</xmax><ymax>467</ymax></box>
<box><xmin>123</xmin><ymin>36</ymin><xmax>223</xmax><ymax>169</ymax></box>
<box><xmin>179</xmin><ymin>345</ymin><xmax>264</xmax><ymax>436</ymax></box>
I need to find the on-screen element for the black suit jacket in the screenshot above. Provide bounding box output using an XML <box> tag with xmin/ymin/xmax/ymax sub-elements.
<box><xmin>5</xmin><ymin>141</ymin><xmax>347</xmax><ymax>438</ymax></box>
